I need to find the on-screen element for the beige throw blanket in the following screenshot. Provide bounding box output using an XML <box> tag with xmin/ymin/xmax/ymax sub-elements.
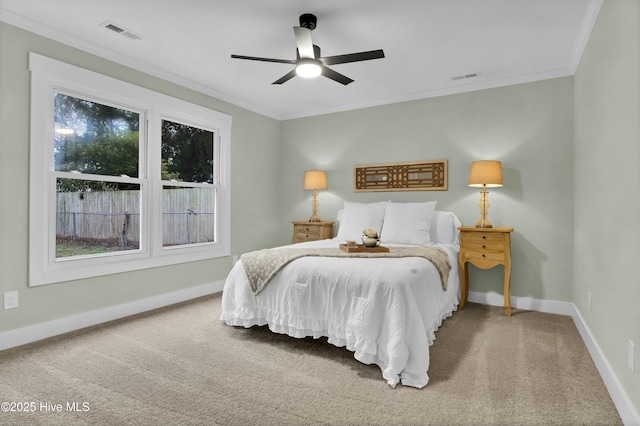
<box><xmin>241</xmin><ymin>247</ymin><xmax>451</xmax><ymax>295</ymax></box>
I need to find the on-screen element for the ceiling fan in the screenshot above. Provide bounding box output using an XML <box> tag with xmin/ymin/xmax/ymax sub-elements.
<box><xmin>231</xmin><ymin>13</ymin><xmax>385</xmax><ymax>85</ymax></box>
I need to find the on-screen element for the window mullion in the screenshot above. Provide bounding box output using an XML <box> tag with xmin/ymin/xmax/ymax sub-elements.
<box><xmin>146</xmin><ymin>111</ymin><xmax>162</xmax><ymax>257</ymax></box>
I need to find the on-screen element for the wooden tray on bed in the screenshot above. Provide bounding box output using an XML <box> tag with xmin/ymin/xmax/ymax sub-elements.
<box><xmin>339</xmin><ymin>244</ymin><xmax>390</xmax><ymax>253</ymax></box>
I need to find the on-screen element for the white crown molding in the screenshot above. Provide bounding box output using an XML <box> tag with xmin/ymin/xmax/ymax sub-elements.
<box><xmin>280</xmin><ymin>67</ymin><xmax>575</xmax><ymax>120</ymax></box>
<box><xmin>0</xmin><ymin>8</ymin><xmax>278</xmax><ymax>119</ymax></box>
<box><xmin>1</xmin><ymin>5</ymin><xmax>597</xmax><ymax>122</ymax></box>
<box><xmin>568</xmin><ymin>0</ymin><xmax>604</xmax><ymax>74</ymax></box>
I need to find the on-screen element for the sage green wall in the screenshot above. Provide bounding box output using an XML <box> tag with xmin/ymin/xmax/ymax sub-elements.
<box><xmin>279</xmin><ymin>78</ymin><xmax>574</xmax><ymax>302</ymax></box>
<box><xmin>574</xmin><ymin>0</ymin><xmax>640</xmax><ymax>414</ymax></box>
<box><xmin>0</xmin><ymin>22</ymin><xmax>281</xmax><ymax>332</ymax></box>
<box><xmin>1</xmin><ymin>4</ymin><xmax>637</xmax><ymax>417</ymax></box>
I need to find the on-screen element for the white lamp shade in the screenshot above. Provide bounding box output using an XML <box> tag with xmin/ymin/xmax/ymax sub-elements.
<box><xmin>304</xmin><ymin>170</ymin><xmax>328</xmax><ymax>190</ymax></box>
<box><xmin>468</xmin><ymin>160</ymin><xmax>503</xmax><ymax>187</ymax></box>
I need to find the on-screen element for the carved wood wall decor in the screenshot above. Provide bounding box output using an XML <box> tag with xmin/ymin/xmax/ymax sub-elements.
<box><xmin>354</xmin><ymin>160</ymin><xmax>448</xmax><ymax>192</ymax></box>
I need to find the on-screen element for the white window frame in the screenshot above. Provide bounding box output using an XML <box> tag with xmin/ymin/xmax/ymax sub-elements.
<box><xmin>29</xmin><ymin>53</ymin><xmax>231</xmax><ymax>286</ymax></box>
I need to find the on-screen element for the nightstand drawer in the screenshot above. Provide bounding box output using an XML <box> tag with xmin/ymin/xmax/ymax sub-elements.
<box><xmin>463</xmin><ymin>250</ymin><xmax>505</xmax><ymax>262</ymax></box>
<box><xmin>292</xmin><ymin>221</ymin><xmax>334</xmax><ymax>243</ymax></box>
<box><xmin>294</xmin><ymin>225</ymin><xmax>322</xmax><ymax>236</ymax></box>
<box><xmin>462</xmin><ymin>232</ymin><xmax>506</xmax><ymax>244</ymax></box>
<box><xmin>295</xmin><ymin>234</ymin><xmax>318</xmax><ymax>243</ymax></box>
<box><xmin>463</xmin><ymin>241</ymin><xmax>505</xmax><ymax>252</ymax></box>
<box><xmin>295</xmin><ymin>229</ymin><xmax>322</xmax><ymax>241</ymax></box>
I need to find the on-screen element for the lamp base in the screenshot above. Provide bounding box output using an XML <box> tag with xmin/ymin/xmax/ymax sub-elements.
<box><xmin>475</xmin><ymin>186</ymin><xmax>493</xmax><ymax>228</ymax></box>
<box><xmin>475</xmin><ymin>219</ymin><xmax>493</xmax><ymax>228</ymax></box>
<box><xmin>309</xmin><ymin>190</ymin><xmax>321</xmax><ymax>222</ymax></box>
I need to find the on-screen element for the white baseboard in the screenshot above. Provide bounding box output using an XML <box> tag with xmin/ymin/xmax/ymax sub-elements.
<box><xmin>0</xmin><ymin>280</ymin><xmax>224</xmax><ymax>352</ymax></box>
<box><xmin>468</xmin><ymin>290</ymin><xmax>577</xmax><ymax>315</ymax></box>
<box><xmin>570</xmin><ymin>305</ymin><xmax>640</xmax><ymax>426</ymax></box>
<box><xmin>1</xmin><ymin>286</ymin><xmax>637</xmax><ymax>425</ymax></box>
<box><xmin>469</xmin><ymin>291</ymin><xmax>639</xmax><ymax>426</ymax></box>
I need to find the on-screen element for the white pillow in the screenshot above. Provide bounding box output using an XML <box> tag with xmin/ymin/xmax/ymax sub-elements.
<box><xmin>336</xmin><ymin>201</ymin><xmax>388</xmax><ymax>241</ymax></box>
<box><xmin>380</xmin><ymin>201</ymin><xmax>437</xmax><ymax>246</ymax></box>
<box><xmin>430</xmin><ymin>211</ymin><xmax>461</xmax><ymax>245</ymax></box>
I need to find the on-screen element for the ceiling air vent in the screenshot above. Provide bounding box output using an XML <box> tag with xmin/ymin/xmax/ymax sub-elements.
<box><xmin>451</xmin><ymin>72</ymin><xmax>479</xmax><ymax>81</ymax></box>
<box><xmin>100</xmin><ymin>21</ymin><xmax>142</xmax><ymax>40</ymax></box>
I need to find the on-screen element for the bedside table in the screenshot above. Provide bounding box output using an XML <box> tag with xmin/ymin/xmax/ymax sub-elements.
<box><xmin>458</xmin><ymin>226</ymin><xmax>514</xmax><ymax>316</ymax></box>
<box><xmin>292</xmin><ymin>221</ymin><xmax>335</xmax><ymax>243</ymax></box>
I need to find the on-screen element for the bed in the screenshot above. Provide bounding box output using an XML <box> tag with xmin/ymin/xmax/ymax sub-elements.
<box><xmin>220</xmin><ymin>201</ymin><xmax>461</xmax><ymax>388</ymax></box>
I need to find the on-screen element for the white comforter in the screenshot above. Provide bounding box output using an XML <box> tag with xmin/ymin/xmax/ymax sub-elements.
<box><xmin>220</xmin><ymin>238</ymin><xmax>460</xmax><ymax>388</ymax></box>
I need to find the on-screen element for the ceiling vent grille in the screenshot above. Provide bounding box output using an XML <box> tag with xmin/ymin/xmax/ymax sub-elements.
<box><xmin>451</xmin><ymin>72</ymin><xmax>479</xmax><ymax>81</ymax></box>
<box><xmin>100</xmin><ymin>21</ymin><xmax>142</xmax><ymax>40</ymax></box>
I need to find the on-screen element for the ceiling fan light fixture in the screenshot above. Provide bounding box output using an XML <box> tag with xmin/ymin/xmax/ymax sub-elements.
<box><xmin>231</xmin><ymin>13</ymin><xmax>384</xmax><ymax>85</ymax></box>
<box><xmin>296</xmin><ymin>59</ymin><xmax>322</xmax><ymax>78</ymax></box>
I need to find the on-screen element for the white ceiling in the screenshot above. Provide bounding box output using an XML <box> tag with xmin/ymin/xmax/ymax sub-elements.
<box><xmin>0</xmin><ymin>0</ymin><xmax>601</xmax><ymax>120</ymax></box>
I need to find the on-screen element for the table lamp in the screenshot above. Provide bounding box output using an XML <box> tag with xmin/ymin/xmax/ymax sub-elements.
<box><xmin>468</xmin><ymin>160</ymin><xmax>503</xmax><ymax>228</ymax></box>
<box><xmin>304</xmin><ymin>170</ymin><xmax>328</xmax><ymax>222</ymax></box>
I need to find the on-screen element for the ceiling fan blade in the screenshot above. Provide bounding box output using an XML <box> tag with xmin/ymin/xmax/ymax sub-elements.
<box><xmin>293</xmin><ymin>26</ymin><xmax>315</xmax><ymax>59</ymax></box>
<box><xmin>321</xmin><ymin>66</ymin><xmax>353</xmax><ymax>85</ymax></box>
<box><xmin>321</xmin><ymin>49</ymin><xmax>385</xmax><ymax>66</ymax></box>
<box><xmin>272</xmin><ymin>69</ymin><xmax>297</xmax><ymax>85</ymax></box>
<box><xmin>231</xmin><ymin>54</ymin><xmax>295</xmax><ymax>64</ymax></box>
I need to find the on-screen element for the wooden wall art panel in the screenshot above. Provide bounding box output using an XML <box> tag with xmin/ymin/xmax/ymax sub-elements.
<box><xmin>354</xmin><ymin>160</ymin><xmax>447</xmax><ymax>192</ymax></box>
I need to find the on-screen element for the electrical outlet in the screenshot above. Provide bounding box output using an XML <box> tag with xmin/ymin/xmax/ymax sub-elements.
<box><xmin>4</xmin><ymin>291</ymin><xmax>18</xmax><ymax>310</ymax></box>
<box><xmin>587</xmin><ymin>291</ymin><xmax>591</xmax><ymax>311</ymax></box>
<box><xmin>629</xmin><ymin>340</ymin><xmax>635</xmax><ymax>372</ymax></box>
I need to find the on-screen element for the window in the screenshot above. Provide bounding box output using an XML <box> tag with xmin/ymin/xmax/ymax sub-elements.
<box><xmin>161</xmin><ymin>120</ymin><xmax>217</xmax><ymax>247</ymax></box>
<box><xmin>29</xmin><ymin>53</ymin><xmax>231</xmax><ymax>286</ymax></box>
<box><xmin>54</xmin><ymin>93</ymin><xmax>142</xmax><ymax>258</ymax></box>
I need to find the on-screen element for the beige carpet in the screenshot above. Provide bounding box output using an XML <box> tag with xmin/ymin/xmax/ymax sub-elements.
<box><xmin>0</xmin><ymin>294</ymin><xmax>622</xmax><ymax>425</ymax></box>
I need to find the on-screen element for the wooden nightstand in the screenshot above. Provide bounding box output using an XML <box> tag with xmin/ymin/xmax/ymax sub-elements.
<box><xmin>458</xmin><ymin>226</ymin><xmax>514</xmax><ymax>316</ymax></box>
<box><xmin>292</xmin><ymin>221</ymin><xmax>335</xmax><ymax>243</ymax></box>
